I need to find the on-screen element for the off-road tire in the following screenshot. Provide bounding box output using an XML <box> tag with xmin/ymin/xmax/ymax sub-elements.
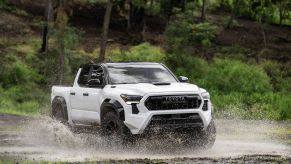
<box><xmin>101</xmin><ymin>111</ymin><xmax>135</xmax><ymax>145</ymax></box>
<box><xmin>179</xmin><ymin>120</ymin><xmax>216</xmax><ymax>149</ymax></box>
<box><xmin>51</xmin><ymin>97</ymin><xmax>69</xmax><ymax>125</ymax></box>
<box><xmin>196</xmin><ymin>120</ymin><xmax>216</xmax><ymax>149</ymax></box>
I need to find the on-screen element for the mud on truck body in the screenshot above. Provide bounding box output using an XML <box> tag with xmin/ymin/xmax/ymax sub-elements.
<box><xmin>51</xmin><ymin>62</ymin><xmax>216</xmax><ymax>148</ymax></box>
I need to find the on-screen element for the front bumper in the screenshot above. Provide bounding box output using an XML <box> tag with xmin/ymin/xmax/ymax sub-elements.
<box><xmin>122</xmin><ymin>92</ymin><xmax>213</xmax><ymax>134</ymax></box>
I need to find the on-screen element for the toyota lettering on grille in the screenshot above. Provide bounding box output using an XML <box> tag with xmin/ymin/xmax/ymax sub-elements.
<box><xmin>164</xmin><ymin>96</ymin><xmax>186</xmax><ymax>102</ymax></box>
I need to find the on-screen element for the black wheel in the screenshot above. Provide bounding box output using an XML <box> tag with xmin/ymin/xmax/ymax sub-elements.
<box><xmin>101</xmin><ymin>111</ymin><xmax>135</xmax><ymax>145</ymax></box>
<box><xmin>179</xmin><ymin>120</ymin><xmax>216</xmax><ymax>149</ymax></box>
<box><xmin>51</xmin><ymin>97</ymin><xmax>68</xmax><ymax>124</ymax></box>
<box><xmin>196</xmin><ymin>120</ymin><xmax>216</xmax><ymax>149</ymax></box>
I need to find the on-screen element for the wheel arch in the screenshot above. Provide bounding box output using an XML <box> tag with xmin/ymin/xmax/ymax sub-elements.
<box><xmin>100</xmin><ymin>99</ymin><xmax>125</xmax><ymax>121</ymax></box>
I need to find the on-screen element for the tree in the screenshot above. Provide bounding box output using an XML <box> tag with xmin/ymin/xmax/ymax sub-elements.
<box><xmin>160</xmin><ymin>0</ymin><xmax>174</xmax><ymax>23</ymax></box>
<box><xmin>125</xmin><ymin>0</ymin><xmax>132</xmax><ymax>32</ymax></box>
<box><xmin>99</xmin><ymin>0</ymin><xmax>113</xmax><ymax>62</ymax></box>
<box><xmin>276</xmin><ymin>0</ymin><xmax>291</xmax><ymax>25</ymax></box>
<box><xmin>200</xmin><ymin>0</ymin><xmax>207</xmax><ymax>21</ymax></box>
<box><xmin>41</xmin><ymin>0</ymin><xmax>54</xmax><ymax>54</ymax></box>
<box><xmin>252</xmin><ymin>0</ymin><xmax>275</xmax><ymax>48</ymax></box>
<box><xmin>55</xmin><ymin>0</ymin><xmax>68</xmax><ymax>84</ymax></box>
<box><xmin>226</xmin><ymin>0</ymin><xmax>241</xmax><ymax>29</ymax></box>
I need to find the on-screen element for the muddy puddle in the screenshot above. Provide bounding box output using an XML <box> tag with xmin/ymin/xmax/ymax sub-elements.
<box><xmin>0</xmin><ymin>114</ymin><xmax>290</xmax><ymax>162</ymax></box>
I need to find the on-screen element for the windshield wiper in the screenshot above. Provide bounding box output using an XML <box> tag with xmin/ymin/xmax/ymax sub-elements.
<box><xmin>152</xmin><ymin>82</ymin><xmax>171</xmax><ymax>85</ymax></box>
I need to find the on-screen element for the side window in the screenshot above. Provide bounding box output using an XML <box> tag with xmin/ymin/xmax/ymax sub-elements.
<box><xmin>78</xmin><ymin>66</ymin><xmax>90</xmax><ymax>87</ymax></box>
<box><xmin>89</xmin><ymin>65</ymin><xmax>104</xmax><ymax>86</ymax></box>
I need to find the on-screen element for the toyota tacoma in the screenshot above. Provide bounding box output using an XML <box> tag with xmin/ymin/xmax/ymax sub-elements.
<box><xmin>51</xmin><ymin>62</ymin><xmax>216</xmax><ymax>148</ymax></box>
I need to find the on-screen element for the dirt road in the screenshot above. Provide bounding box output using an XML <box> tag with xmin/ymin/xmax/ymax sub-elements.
<box><xmin>0</xmin><ymin>114</ymin><xmax>290</xmax><ymax>163</ymax></box>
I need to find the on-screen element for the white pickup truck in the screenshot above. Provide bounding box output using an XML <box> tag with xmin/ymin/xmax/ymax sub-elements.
<box><xmin>51</xmin><ymin>62</ymin><xmax>215</xmax><ymax>147</ymax></box>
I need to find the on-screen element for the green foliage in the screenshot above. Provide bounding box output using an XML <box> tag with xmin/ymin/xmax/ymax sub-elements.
<box><xmin>0</xmin><ymin>1</ymin><xmax>290</xmax><ymax>121</ymax></box>
<box><xmin>211</xmin><ymin>0</ymin><xmax>291</xmax><ymax>26</ymax></box>
<box><xmin>0</xmin><ymin>26</ymin><xmax>86</xmax><ymax>115</ymax></box>
<box><xmin>0</xmin><ymin>0</ymin><xmax>14</xmax><ymax>10</ymax></box>
<box><xmin>171</xmin><ymin>57</ymin><xmax>272</xmax><ymax>94</ymax></box>
<box><xmin>167</xmin><ymin>55</ymin><xmax>290</xmax><ymax>120</ymax></box>
<box><xmin>259</xmin><ymin>60</ymin><xmax>291</xmax><ymax>92</ymax></box>
<box><xmin>38</xmin><ymin>26</ymin><xmax>84</xmax><ymax>84</ymax></box>
<box><xmin>164</xmin><ymin>13</ymin><xmax>193</xmax><ymax>52</ymax></box>
<box><xmin>0</xmin><ymin>57</ymin><xmax>47</xmax><ymax>115</ymax></box>
<box><xmin>0</xmin><ymin>54</ymin><xmax>41</xmax><ymax>88</ymax></box>
<box><xmin>204</xmin><ymin>59</ymin><xmax>272</xmax><ymax>94</ymax></box>
<box><xmin>235</xmin><ymin>0</ymin><xmax>253</xmax><ymax>19</ymax></box>
<box><xmin>191</xmin><ymin>23</ymin><xmax>219</xmax><ymax>47</ymax></box>
<box><xmin>224</xmin><ymin>17</ymin><xmax>240</xmax><ymax>28</ymax></box>
<box><xmin>213</xmin><ymin>92</ymin><xmax>291</xmax><ymax>120</ymax></box>
<box><xmin>107</xmin><ymin>43</ymin><xmax>166</xmax><ymax>63</ymax></box>
<box><xmin>275</xmin><ymin>0</ymin><xmax>291</xmax><ymax>25</ymax></box>
<box><xmin>252</xmin><ymin>0</ymin><xmax>276</xmax><ymax>24</ymax></box>
<box><xmin>165</xmin><ymin>9</ymin><xmax>220</xmax><ymax>54</ymax></box>
<box><xmin>216</xmin><ymin>45</ymin><xmax>251</xmax><ymax>61</ymax></box>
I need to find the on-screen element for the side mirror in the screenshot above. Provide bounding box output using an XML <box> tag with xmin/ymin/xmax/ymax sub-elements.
<box><xmin>88</xmin><ymin>79</ymin><xmax>102</xmax><ymax>87</ymax></box>
<box><xmin>178</xmin><ymin>76</ymin><xmax>189</xmax><ymax>83</ymax></box>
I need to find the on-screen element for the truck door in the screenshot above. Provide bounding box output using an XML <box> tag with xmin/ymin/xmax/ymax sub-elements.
<box><xmin>70</xmin><ymin>65</ymin><xmax>104</xmax><ymax>124</ymax></box>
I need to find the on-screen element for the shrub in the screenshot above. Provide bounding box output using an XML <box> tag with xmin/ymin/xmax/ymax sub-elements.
<box><xmin>0</xmin><ymin>59</ymin><xmax>41</xmax><ymax>88</ymax></box>
<box><xmin>170</xmin><ymin>57</ymin><xmax>272</xmax><ymax>94</ymax></box>
<box><xmin>0</xmin><ymin>86</ymin><xmax>45</xmax><ymax>115</ymax></box>
<box><xmin>167</xmin><ymin>55</ymin><xmax>290</xmax><ymax>120</ymax></box>
<box><xmin>224</xmin><ymin>17</ymin><xmax>241</xmax><ymax>29</ymax></box>
<box><xmin>259</xmin><ymin>60</ymin><xmax>291</xmax><ymax>92</ymax></box>
<box><xmin>216</xmin><ymin>45</ymin><xmax>251</xmax><ymax>61</ymax></box>
<box><xmin>164</xmin><ymin>16</ymin><xmax>193</xmax><ymax>52</ymax></box>
<box><xmin>191</xmin><ymin>22</ymin><xmax>219</xmax><ymax>47</ymax></box>
<box><xmin>203</xmin><ymin>58</ymin><xmax>273</xmax><ymax>94</ymax></box>
<box><xmin>107</xmin><ymin>43</ymin><xmax>166</xmax><ymax>63</ymax></box>
<box><xmin>167</xmin><ymin>55</ymin><xmax>208</xmax><ymax>82</ymax></box>
<box><xmin>165</xmin><ymin>12</ymin><xmax>220</xmax><ymax>52</ymax></box>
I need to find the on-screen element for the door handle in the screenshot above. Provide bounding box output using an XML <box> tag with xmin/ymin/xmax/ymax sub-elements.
<box><xmin>70</xmin><ymin>92</ymin><xmax>75</xmax><ymax>95</ymax></box>
<box><xmin>83</xmin><ymin>93</ymin><xmax>89</xmax><ymax>96</ymax></box>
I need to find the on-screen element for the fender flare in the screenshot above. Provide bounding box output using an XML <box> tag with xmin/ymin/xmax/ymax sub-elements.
<box><xmin>100</xmin><ymin>99</ymin><xmax>125</xmax><ymax>121</ymax></box>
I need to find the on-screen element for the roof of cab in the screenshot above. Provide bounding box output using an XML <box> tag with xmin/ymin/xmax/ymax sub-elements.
<box><xmin>105</xmin><ymin>62</ymin><xmax>160</xmax><ymax>66</ymax></box>
<box><xmin>80</xmin><ymin>62</ymin><xmax>160</xmax><ymax>68</ymax></box>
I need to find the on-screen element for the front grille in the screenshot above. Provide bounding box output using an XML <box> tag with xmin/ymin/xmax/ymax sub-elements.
<box><xmin>148</xmin><ymin>113</ymin><xmax>203</xmax><ymax>128</ymax></box>
<box><xmin>145</xmin><ymin>94</ymin><xmax>202</xmax><ymax>110</ymax></box>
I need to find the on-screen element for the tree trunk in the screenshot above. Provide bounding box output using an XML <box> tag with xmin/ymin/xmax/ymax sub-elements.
<box><xmin>279</xmin><ymin>6</ymin><xmax>283</xmax><ymax>25</ymax></box>
<box><xmin>226</xmin><ymin>0</ymin><xmax>241</xmax><ymax>29</ymax></box>
<box><xmin>41</xmin><ymin>0</ymin><xmax>53</xmax><ymax>54</ymax></box>
<box><xmin>141</xmin><ymin>18</ymin><xmax>147</xmax><ymax>42</ymax></box>
<box><xmin>99</xmin><ymin>0</ymin><xmax>113</xmax><ymax>63</ymax></box>
<box><xmin>220</xmin><ymin>0</ymin><xmax>224</xmax><ymax>8</ymax></box>
<box><xmin>165</xmin><ymin>0</ymin><xmax>174</xmax><ymax>24</ymax></box>
<box><xmin>55</xmin><ymin>0</ymin><xmax>68</xmax><ymax>85</ymax></box>
<box><xmin>126</xmin><ymin>0</ymin><xmax>131</xmax><ymax>32</ymax></box>
<box><xmin>58</xmin><ymin>35</ymin><xmax>65</xmax><ymax>85</ymax></box>
<box><xmin>200</xmin><ymin>0</ymin><xmax>206</xmax><ymax>21</ymax></box>
<box><xmin>260</xmin><ymin>23</ymin><xmax>267</xmax><ymax>48</ymax></box>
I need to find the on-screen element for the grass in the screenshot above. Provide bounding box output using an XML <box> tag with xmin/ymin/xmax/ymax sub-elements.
<box><xmin>0</xmin><ymin>99</ymin><xmax>50</xmax><ymax>116</ymax></box>
<box><xmin>0</xmin><ymin>108</ymin><xmax>40</xmax><ymax>116</ymax></box>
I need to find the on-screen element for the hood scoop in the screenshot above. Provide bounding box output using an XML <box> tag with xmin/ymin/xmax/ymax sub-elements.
<box><xmin>152</xmin><ymin>82</ymin><xmax>171</xmax><ymax>86</ymax></box>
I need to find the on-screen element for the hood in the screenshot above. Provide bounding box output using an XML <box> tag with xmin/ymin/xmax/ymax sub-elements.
<box><xmin>109</xmin><ymin>82</ymin><xmax>201</xmax><ymax>96</ymax></box>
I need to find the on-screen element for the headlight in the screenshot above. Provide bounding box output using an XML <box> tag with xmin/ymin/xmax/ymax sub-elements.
<box><xmin>120</xmin><ymin>94</ymin><xmax>143</xmax><ymax>104</ymax></box>
<box><xmin>201</xmin><ymin>92</ymin><xmax>210</xmax><ymax>99</ymax></box>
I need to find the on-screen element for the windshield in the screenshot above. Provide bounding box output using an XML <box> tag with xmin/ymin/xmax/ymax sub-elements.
<box><xmin>107</xmin><ymin>64</ymin><xmax>178</xmax><ymax>84</ymax></box>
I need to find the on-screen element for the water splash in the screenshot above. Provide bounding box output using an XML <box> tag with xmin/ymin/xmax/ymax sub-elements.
<box><xmin>1</xmin><ymin>116</ymin><xmax>290</xmax><ymax>162</ymax></box>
